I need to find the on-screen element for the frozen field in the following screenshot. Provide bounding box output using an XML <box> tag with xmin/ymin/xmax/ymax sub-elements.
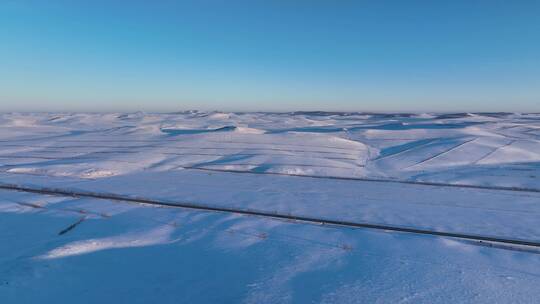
<box><xmin>1</xmin><ymin>111</ymin><xmax>540</xmax><ymax>303</ymax></box>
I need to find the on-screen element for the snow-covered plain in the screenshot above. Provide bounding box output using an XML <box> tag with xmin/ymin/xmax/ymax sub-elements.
<box><xmin>1</xmin><ymin>111</ymin><xmax>540</xmax><ymax>303</ymax></box>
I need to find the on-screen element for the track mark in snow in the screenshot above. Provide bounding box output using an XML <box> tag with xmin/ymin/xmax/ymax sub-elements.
<box><xmin>404</xmin><ymin>137</ymin><xmax>478</xmax><ymax>169</ymax></box>
<box><xmin>473</xmin><ymin>140</ymin><xmax>516</xmax><ymax>165</ymax></box>
<box><xmin>14</xmin><ymin>201</ymin><xmax>110</xmax><ymax>218</ymax></box>
<box><xmin>491</xmin><ymin>131</ymin><xmax>540</xmax><ymax>142</ymax></box>
<box><xmin>16</xmin><ymin>201</ymin><xmax>45</xmax><ymax>209</ymax></box>
<box><xmin>176</xmin><ymin>166</ymin><xmax>540</xmax><ymax>193</ymax></box>
<box><xmin>190</xmin><ymin>163</ymin><xmax>360</xmax><ymax>170</ymax></box>
<box><xmin>58</xmin><ymin>216</ymin><xmax>86</xmax><ymax>235</ymax></box>
<box><xmin>2</xmin><ymin>151</ymin><xmax>358</xmax><ymax>162</ymax></box>
<box><xmin>373</xmin><ymin>138</ymin><xmax>439</xmax><ymax>162</ymax></box>
<box><xmin>0</xmin><ymin>155</ymin><xmax>69</xmax><ymax>160</ymax></box>
<box><xmin>0</xmin><ymin>144</ymin><xmax>358</xmax><ymax>157</ymax></box>
<box><xmin>206</xmin><ymin>139</ymin><xmax>360</xmax><ymax>151</ymax></box>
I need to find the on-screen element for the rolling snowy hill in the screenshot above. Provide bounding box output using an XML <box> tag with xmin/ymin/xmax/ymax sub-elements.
<box><xmin>1</xmin><ymin>112</ymin><xmax>539</xmax><ymax>303</ymax></box>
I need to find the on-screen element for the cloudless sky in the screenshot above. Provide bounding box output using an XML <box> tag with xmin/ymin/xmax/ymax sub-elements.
<box><xmin>1</xmin><ymin>0</ymin><xmax>539</xmax><ymax>112</ymax></box>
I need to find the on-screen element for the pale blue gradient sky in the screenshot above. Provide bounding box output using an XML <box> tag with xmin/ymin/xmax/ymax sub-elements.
<box><xmin>1</xmin><ymin>1</ymin><xmax>539</xmax><ymax>112</ymax></box>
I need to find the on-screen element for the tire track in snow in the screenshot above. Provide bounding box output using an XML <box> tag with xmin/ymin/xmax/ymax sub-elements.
<box><xmin>58</xmin><ymin>216</ymin><xmax>87</xmax><ymax>235</ymax></box>
<box><xmin>491</xmin><ymin>131</ymin><xmax>540</xmax><ymax>142</ymax></box>
<box><xmin>206</xmin><ymin>140</ymin><xmax>359</xmax><ymax>151</ymax></box>
<box><xmin>1</xmin><ymin>139</ymin><xmax>358</xmax><ymax>151</ymax></box>
<box><xmin>184</xmin><ymin>162</ymin><xmax>361</xmax><ymax>170</ymax></box>
<box><xmin>0</xmin><ymin>151</ymin><xmax>358</xmax><ymax>162</ymax></box>
<box><xmin>0</xmin><ymin>144</ymin><xmax>357</xmax><ymax>157</ymax></box>
<box><xmin>177</xmin><ymin>166</ymin><xmax>540</xmax><ymax>193</ymax></box>
<box><xmin>403</xmin><ymin>137</ymin><xmax>478</xmax><ymax>169</ymax></box>
<box><xmin>372</xmin><ymin>139</ymin><xmax>439</xmax><ymax>162</ymax></box>
<box><xmin>472</xmin><ymin>140</ymin><xmax>516</xmax><ymax>165</ymax></box>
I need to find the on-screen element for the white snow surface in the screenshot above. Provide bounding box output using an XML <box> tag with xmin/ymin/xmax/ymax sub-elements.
<box><xmin>1</xmin><ymin>111</ymin><xmax>539</xmax><ymax>303</ymax></box>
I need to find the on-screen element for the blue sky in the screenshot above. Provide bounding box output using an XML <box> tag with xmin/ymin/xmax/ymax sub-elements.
<box><xmin>1</xmin><ymin>1</ymin><xmax>539</xmax><ymax>112</ymax></box>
